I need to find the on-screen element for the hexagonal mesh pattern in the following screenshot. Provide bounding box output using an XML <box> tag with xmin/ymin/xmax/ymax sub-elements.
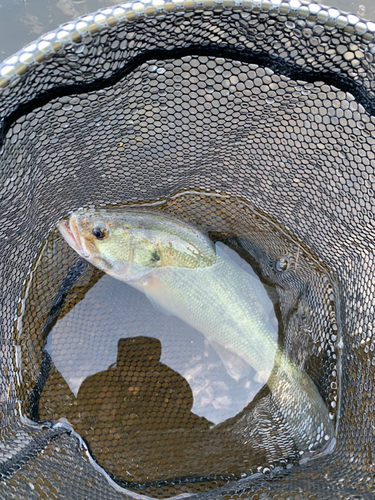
<box><xmin>14</xmin><ymin>192</ymin><xmax>338</xmax><ymax>497</ymax></box>
<box><xmin>0</xmin><ymin>1</ymin><xmax>375</xmax><ymax>499</ymax></box>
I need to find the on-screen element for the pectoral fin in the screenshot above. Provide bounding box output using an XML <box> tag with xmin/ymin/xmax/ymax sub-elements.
<box><xmin>144</xmin><ymin>288</ymin><xmax>174</xmax><ymax>316</ymax></box>
<box><xmin>209</xmin><ymin>340</ymin><xmax>253</xmax><ymax>381</ymax></box>
<box><xmin>139</xmin><ymin>275</ymin><xmax>176</xmax><ymax>317</ymax></box>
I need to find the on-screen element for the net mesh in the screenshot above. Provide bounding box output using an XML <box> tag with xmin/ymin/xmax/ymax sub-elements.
<box><xmin>0</xmin><ymin>0</ymin><xmax>375</xmax><ymax>498</ymax></box>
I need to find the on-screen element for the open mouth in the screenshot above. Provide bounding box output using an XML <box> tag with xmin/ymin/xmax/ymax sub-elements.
<box><xmin>59</xmin><ymin>217</ymin><xmax>91</xmax><ymax>259</ymax></box>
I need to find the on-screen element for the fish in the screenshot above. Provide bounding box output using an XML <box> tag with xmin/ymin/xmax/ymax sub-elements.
<box><xmin>59</xmin><ymin>209</ymin><xmax>276</xmax><ymax>380</ymax></box>
<box><xmin>59</xmin><ymin>209</ymin><xmax>334</xmax><ymax>449</ymax></box>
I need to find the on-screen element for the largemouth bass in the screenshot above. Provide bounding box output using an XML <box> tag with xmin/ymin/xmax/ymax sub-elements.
<box><xmin>59</xmin><ymin>209</ymin><xmax>334</xmax><ymax>450</ymax></box>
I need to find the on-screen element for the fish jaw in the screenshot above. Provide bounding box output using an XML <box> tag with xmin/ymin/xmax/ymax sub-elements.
<box><xmin>59</xmin><ymin>217</ymin><xmax>92</xmax><ymax>260</ymax></box>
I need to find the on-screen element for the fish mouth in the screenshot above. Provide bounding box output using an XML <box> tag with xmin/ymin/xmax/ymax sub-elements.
<box><xmin>59</xmin><ymin>217</ymin><xmax>91</xmax><ymax>259</ymax></box>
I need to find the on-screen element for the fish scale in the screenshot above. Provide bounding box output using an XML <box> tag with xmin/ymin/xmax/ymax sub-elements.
<box><xmin>142</xmin><ymin>247</ymin><xmax>278</xmax><ymax>377</ymax></box>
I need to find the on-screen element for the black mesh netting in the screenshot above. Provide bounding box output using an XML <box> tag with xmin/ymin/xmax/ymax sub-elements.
<box><xmin>0</xmin><ymin>0</ymin><xmax>375</xmax><ymax>498</ymax></box>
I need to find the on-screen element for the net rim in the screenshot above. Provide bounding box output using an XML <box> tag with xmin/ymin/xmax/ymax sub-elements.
<box><xmin>0</xmin><ymin>0</ymin><xmax>375</xmax><ymax>92</ymax></box>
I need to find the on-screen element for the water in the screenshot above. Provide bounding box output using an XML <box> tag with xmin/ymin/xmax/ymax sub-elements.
<box><xmin>45</xmin><ymin>242</ymin><xmax>275</xmax><ymax>425</ymax></box>
<box><xmin>16</xmin><ymin>189</ymin><xmax>339</xmax><ymax>498</ymax></box>
<box><xmin>0</xmin><ymin>0</ymin><xmax>374</xmax><ymax>63</ymax></box>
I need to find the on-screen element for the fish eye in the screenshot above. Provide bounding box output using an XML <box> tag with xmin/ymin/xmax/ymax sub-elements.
<box><xmin>150</xmin><ymin>250</ymin><xmax>161</xmax><ymax>263</ymax></box>
<box><xmin>92</xmin><ymin>227</ymin><xmax>108</xmax><ymax>240</ymax></box>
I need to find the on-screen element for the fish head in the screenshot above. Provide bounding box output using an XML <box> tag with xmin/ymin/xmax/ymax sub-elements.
<box><xmin>59</xmin><ymin>209</ymin><xmax>216</xmax><ymax>281</ymax></box>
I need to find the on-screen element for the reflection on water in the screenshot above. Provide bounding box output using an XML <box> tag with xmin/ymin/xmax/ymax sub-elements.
<box><xmin>18</xmin><ymin>189</ymin><xmax>339</xmax><ymax>497</ymax></box>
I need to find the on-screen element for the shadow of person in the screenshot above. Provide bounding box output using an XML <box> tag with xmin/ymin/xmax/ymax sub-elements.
<box><xmin>69</xmin><ymin>336</ymin><xmax>213</xmax><ymax>484</ymax></box>
<box><xmin>38</xmin><ymin>336</ymin><xmax>295</xmax><ymax>496</ymax></box>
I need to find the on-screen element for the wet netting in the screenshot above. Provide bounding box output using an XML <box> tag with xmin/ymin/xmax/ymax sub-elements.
<box><xmin>0</xmin><ymin>0</ymin><xmax>375</xmax><ymax>499</ymax></box>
